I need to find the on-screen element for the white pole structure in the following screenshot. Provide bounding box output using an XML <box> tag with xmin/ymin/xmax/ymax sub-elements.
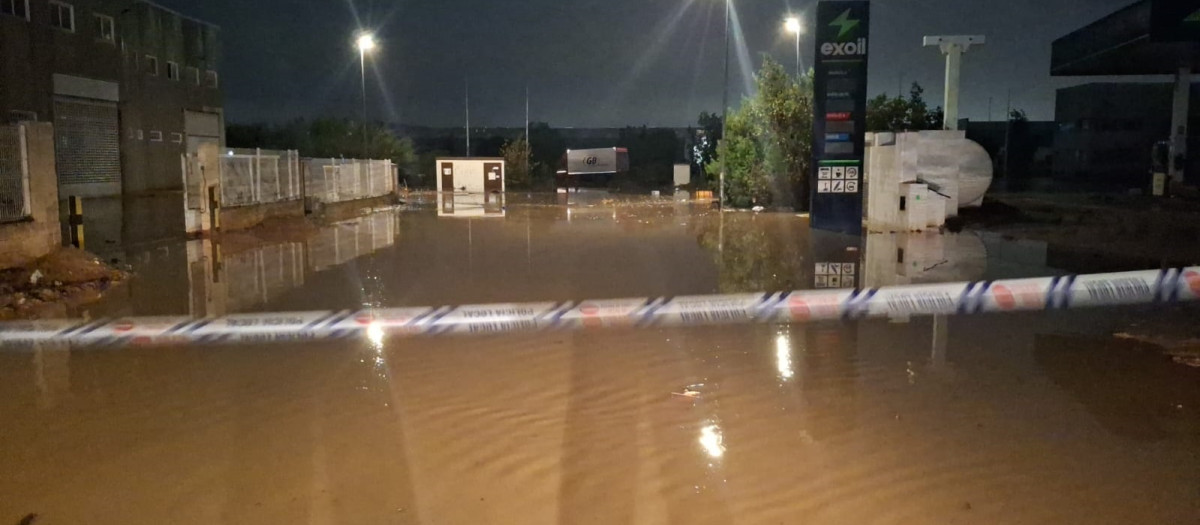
<box><xmin>922</xmin><ymin>35</ymin><xmax>985</xmax><ymax>131</ymax></box>
<box><xmin>465</xmin><ymin>77</ymin><xmax>471</xmax><ymax>156</ymax></box>
<box><xmin>1171</xmin><ymin>66</ymin><xmax>1191</xmax><ymax>185</ymax></box>
<box><xmin>719</xmin><ymin>0</ymin><xmax>731</xmax><ymax>209</ymax></box>
<box><xmin>356</xmin><ymin>33</ymin><xmax>376</xmax><ymax>159</ymax></box>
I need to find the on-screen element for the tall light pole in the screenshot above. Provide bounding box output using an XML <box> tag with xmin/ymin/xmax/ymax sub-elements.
<box><xmin>356</xmin><ymin>33</ymin><xmax>376</xmax><ymax>159</ymax></box>
<box><xmin>719</xmin><ymin>0</ymin><xmax>730</xmax><ymax>208</ymax></box>
<box><xmin>785</xmin><ymin>16</ymin><xmax>803</xmax><ymax>77</ymax></box>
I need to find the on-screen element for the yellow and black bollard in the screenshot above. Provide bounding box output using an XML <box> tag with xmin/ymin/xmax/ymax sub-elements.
<box><xmin>67</xmin><ymin>196</ymin><xmax>84</xmax><ymax>250</ymax></box>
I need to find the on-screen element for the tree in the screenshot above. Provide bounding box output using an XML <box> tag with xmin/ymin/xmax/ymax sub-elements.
<box><xmin>500</xmin><ymin>137</ymin><xmax>532</xmax><ymax>189</ymax></box>
<box><xmin>865</xmin><ymin>82</ymin><xmax>944</xmax><ymax>132</ymax></box>
<box><xmin>224</xmin><ymin>118</ymin><xmax>417</xmax><ymax>182</ymax></box>
<box><xmin>528</xmin><ymin>122</ymin><xmax>566</xmax><ymax>187</ymax></box>
<box><xmin>866</xmin><ymin>94</ymin><xmax>910</xmax><ymax>133</ymax></box>
<box><xmin>693</xmin><ymin>112</ymin><xmax>723</xmax><ymax>185</ymax></box>
<box><xmin>705</xmin><ymin>56</ymin><xmax>814</xmax><ymax>209</ymax></box>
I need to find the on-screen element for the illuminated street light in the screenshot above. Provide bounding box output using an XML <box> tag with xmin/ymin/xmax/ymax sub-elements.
<box><xmin>356</xmin><ymin>32</ymin><xmax>376</xmax><ymax>158</ymax></box>
<box><xmin>356</xmin><ymin>33</ymin><xmax>376</xmax><ymax>53</ymax></box>
<box><xmin>784</xmin><ymin>16</ymin><xmax>803</xmax><ymax>76</ymax></box>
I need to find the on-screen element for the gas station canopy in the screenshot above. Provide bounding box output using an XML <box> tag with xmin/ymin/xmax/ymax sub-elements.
<box><xmin>1051</xmin><ymin>0</ymin><xmax>1200</xmax><ymax>76</ymax></box>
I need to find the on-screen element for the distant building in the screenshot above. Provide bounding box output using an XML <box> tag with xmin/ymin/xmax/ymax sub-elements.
<box><xmin>0</xmin><ymin>0</ymin><xmax>222</xmax><ymax>200</ymax></box>
<box><xmin>961</xmin><ymin>119</ymin><xmax>1056</xmax><ymax>184</ymax></box>
<box><xmin>1052</xmin><ymin>83</ymin><xmax>1200</xmax><ymax>186</ymax></box>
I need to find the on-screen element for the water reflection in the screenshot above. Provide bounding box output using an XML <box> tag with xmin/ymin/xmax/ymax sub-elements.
<box><xmin>1034</xmin><ymin>333</ymin><xmax>1200</xmax><ymax>442</ymax></box>
<box><xmin>775</xmin><ymin>330</ymin><xmax>795</xmax><ymax>381</ymax></box>
<box><xmin>691</xmin><ymin>212</ymin><xmax>810</xmax><ymax>293</ymax></box>
<box><xmin>438</xmin><ymin>193</ymin><xmax>505</xmax><ymax>218</ymax></box>
<box><xmin>86</xmin><ymin>212</ymin><xmax>398</xmax><ymax>318</ymax></box>
<box><xmin>691</xmin><ymin>214</ymin><xmax>1053</xmax><ymax>295</ymax></box>
<box><xmin>698</xmin><ymin>422</ymin><xmax>726</xmax><ymax>459</ymax></box>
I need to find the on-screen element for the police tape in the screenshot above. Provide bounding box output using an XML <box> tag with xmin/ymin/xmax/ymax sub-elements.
<box><xmin>1</xmin><ymin>267</ymin><xmax>1198</xmax><ymax>350</ymax></box>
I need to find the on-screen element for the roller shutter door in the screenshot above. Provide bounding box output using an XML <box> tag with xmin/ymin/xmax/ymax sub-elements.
<box><xmin>53</xmin><ymin>97</ymin><xmax>120</xmax><ymax>186</ymax></box>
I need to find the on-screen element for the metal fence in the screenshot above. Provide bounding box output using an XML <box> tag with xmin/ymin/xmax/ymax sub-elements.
<box><xmin>220</xmin><ymin>148</ymin><xmax>301</xmax><ymax>208</ymax></box>
<box><xmin>302</xmin><ymin>158</ymin><xmax>395</xmax><ymax>206</ymax></box>
<box><xmin>0</xmin><ymin>124</ymin><xmax>31</xmax><ymax>223</ymax></box>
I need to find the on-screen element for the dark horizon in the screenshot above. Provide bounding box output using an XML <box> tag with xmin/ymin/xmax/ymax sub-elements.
<box><xmin>159</xmin><ymin>0</ymin><xmax>1149</xmax><ymax>128</ymax></box>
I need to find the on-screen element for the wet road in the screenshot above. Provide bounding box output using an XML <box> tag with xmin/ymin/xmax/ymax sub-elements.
<box><xmin>2</xmin><ymin>199</ymin><xmax>1198</xmax><ymax>524</ymax></box>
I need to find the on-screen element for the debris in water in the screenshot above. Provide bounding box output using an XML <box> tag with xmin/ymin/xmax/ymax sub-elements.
<box><xmin>28</xmin><ymin>270</ymin><xmax>42</xmax><ymax>285</ymax></box>
<box><xmin>672</xmin><ymin>383</ymin><xmax>705</xmax><ymax>399</ymax></box>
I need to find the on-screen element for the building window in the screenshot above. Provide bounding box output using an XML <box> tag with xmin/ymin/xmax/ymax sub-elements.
<box><xmin>145</xmin><ymin>55</ymin><xmax>158</xmax><ymax>76</ymax></box>
<box><xmin>1</xmin><ymin>0</ymin><xmax>29</xmax><ymax>20</ymax></box>
<box><xmin>166</xmin><ymin>61</ymin><xmax>180</xmax><ymax>80</ymax></box>
<box><xmin>94</xmin><ymin>14</ymin><xmax>114</xmax><ymax>43</ymax></box>
<box><xmin>149</xmin><ymin>131</ymin><xmax>163</xmax><ymax>142</ymax></box>
<box><xmin>170</xmin><ymin>132</ymin><xmax>183</xmax><ymax>144</ymax></box>
<box><xmin>205</xmin><ymin>70</ymin><xmax>218</xmax><ymax>89</ymax></box>
<box><xmin>137</xmin><ymin>129</ymin><xmax>144</xmax><ymax>140</ymax></box>
<box><xmin>48</xmin><ymin>1</ymin><xmax>73</xmax><ymax>32</ymax></box>
<box><xmin>187</xmin><ymin>66</ymin><xmax>200</xmax><ymax>86</ymax></box>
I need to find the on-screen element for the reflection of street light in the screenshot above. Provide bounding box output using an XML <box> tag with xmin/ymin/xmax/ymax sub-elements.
<box><xmin>356</xmin><ymin>33</ymin><xmax>376</xmax><ymax>158</ymax></box>
<box><xmin>775</xmin><ymin>332</ymin><xmax>794</xmax><ymax>380</ymax></box>
<box><xmin>699</xmin><ymin>423</ymin><xmax>725</xmax><ymax>458</ymax></box>
<box><xmin>784</xmin><ymin>16</ymin><xmax>803</xmax><ymax>76</ymax></box>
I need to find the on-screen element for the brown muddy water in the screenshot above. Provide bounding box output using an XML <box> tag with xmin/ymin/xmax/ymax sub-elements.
<box><xmin>1</xmin><ymin>197</ymin><xmax>1197</xmax><ymax>524</ymax></box>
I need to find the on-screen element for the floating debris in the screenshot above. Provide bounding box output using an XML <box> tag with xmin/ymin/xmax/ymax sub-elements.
<box><xmin>672</xmin><ymin>383</ymin><xmax>706</xmax><ymax>399</ymax></box>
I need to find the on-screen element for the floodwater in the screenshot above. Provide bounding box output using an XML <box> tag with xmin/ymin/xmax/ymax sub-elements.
<box><xmin>2</xmin><ymin>196</ymin><xmax>1198</xmax><ymax>524</ymax></box>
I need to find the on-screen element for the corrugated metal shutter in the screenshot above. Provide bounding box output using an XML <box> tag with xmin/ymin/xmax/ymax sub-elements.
<box><xmin>53</xmin><ymin>97</ymin><xmax>120</xmax><ymax>186</ymax></box>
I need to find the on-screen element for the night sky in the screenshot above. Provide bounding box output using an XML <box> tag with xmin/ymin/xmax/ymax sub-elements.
<box><xmin>157</xmin><ymin>0</ymin><xmax>1149</xmax><ymax>127</ymax></box>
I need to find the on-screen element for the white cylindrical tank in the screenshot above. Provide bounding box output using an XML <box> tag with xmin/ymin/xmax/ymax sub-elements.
<box><xmin>915</xmin><ymin>132</ymin><xmax>993</xmax><ymax>209</ymax></box>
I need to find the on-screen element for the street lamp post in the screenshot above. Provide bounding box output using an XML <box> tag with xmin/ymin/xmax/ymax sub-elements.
<box><xmin>785</xmin><ymin>17</ymin><xmax>803</xmax><ymax>77</ymax></box>
<box><xmin>356</xmin><ymin>33</ymin><xmax>376</xmax><ymax>159</ymax></box>
<box><xmin>719</xmin><ymin>0</ymin><xmax>730</xmax><ymax>209</ymax></box>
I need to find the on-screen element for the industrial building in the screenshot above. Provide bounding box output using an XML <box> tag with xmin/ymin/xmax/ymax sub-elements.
<box><xmin>0</xmin><ymin>0</ymin><xmax>222</xmax><ymax>243</ymax></box>
<box><xmin>1053</xmin><ymin>83</ymin><xmax>1200</xmax><ymax>186</ymax></box>
<box><xmin>1051</xmin><ymin>0</ymin><xmax>1200</xmax><ymax>189</ymax></box>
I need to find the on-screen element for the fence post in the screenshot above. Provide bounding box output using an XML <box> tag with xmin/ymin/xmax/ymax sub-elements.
<box><xmin>67</xmin><ymin>196</ymin><xmax>84</xmax><ymax>249</ymax></box>
<box><xmin>274</xmin><ymin>151</ymin><xmax>281</xmax><ymax>202</ymax></box>
<box><xmin>253</xmin><ymin>148</ymin><xmax>262</xmax><ymax>204</ymax></box>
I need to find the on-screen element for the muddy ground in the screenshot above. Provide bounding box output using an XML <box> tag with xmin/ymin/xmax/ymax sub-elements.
<box><xmin>964</xmin><ymin>194</ymin><xmax>1200</xmax><ymax>268</ymax></box>
<box><xmin>0</xmin><ymin>248</ymin><xmax>127</xmax><ymax>320</ymax></box>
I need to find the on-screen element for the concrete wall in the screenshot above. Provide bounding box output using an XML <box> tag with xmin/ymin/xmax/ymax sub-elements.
<box><xmin>0</xmin><ymin>123</ymin><xmax>62</xmax><ymax>270</ymax></box>
<box><xmin>220</xmin><ymin>199</ymin><xmax>304</xmax><ymax>232</ymax></box>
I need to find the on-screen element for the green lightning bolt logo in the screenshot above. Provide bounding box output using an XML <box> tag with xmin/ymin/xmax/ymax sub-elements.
<box><xmin>829</xmin><ymin>9</ymin><xmax>860</xmax><ymax>40</ymax></box>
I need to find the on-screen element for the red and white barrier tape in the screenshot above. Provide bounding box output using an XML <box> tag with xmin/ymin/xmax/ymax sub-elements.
<box><xmin>1</xmin><ymin>267</ymin><xmax>1197</xmax><ymax>350</ymax></box>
